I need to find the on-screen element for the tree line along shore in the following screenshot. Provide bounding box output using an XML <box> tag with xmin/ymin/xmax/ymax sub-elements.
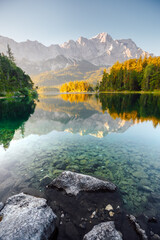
<box><xmin>60</xmin><ymin>56</ymin><xmax>160</xmax><ymax>93</ymax></box>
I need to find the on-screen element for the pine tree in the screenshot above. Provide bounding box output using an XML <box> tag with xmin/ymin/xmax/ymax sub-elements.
<box><xmin>7</xmin><ymin>44</ymin><xmax>15</xmax><ymax>62</ymax></box>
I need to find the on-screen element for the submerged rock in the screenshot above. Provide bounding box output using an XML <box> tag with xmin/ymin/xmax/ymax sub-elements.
<box><xmin>48</xmin><ymin>171</ymin><xmax>116</xmax><ymax>195</ymax></box>
<box><xmin>128</xmin><ymin>215</ymin><xmax>148</xmax><ymax>240</ymax></box>
<box><xmin>83</xmin><ymin>221</ymin><xmax>122</xmax><ymax>240</ymax></box>
<box><xmin>109</xmin><ymin>211</ymin><xmax>114</xmax><ymax>217</ymax></box>
<box><xmin>105</xmin><ymin>204</ymin><xmax>113</xmax><ymax>211</ymax></box>
<box><xmin>0</xmin><ymin>193</ymin><xmax>57</xmax><ymax>240</ymax></box>
<box><xmin>90</xmin><ymin>210</ymin><xmax>97</xmax><ymax>219</ymax></box>
<box><xmin>151</xmin><ymin>234</ymin><xmax>160</xmax><ymax>240</ymax></box>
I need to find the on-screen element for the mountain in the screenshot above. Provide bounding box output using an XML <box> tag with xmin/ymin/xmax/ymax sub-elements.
<box><xmin>16</xmin><ymin>55</ymin><xmax>79</xmax><ymax>75</ymax></box>
<box><xmin>0</xmin><ymin>33</ymin><xmax>149</xmax><ymax>75</ymax></box>
<box><xmin>32</xmin><ymin>61</ymin><xmax>104</xmax><ymax>89</ymax></box>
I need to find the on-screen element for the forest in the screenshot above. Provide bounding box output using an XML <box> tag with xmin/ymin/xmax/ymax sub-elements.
<box><xmin>0</xmin><ymin>46</ymin><xmax>35</xmax><ymax>96</ymax></box>
<box><xmin>99</xmin><ymin>56</ymin><xmax>160</xmax><ymax>91</ymax></box>
<box><xmin>60</xmin><ymin>80</ymin><xmax>93</xmax><ymax>92</ymax></box>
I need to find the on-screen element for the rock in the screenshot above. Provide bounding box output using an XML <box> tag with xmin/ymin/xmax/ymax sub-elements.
<box><xmin>152</xmin><ymin>234</ymin><xmax>160</xmax><ymax>240</ymax></box>
<box><xmin>48</xmin><ymin>171</ymin><xmax>116</xmax><ymax>195</ymax></box>
<box><xmin>0</xmin><ymin>193</ymin><xmax>57</xmax><ymax>240</ymax></box>
<box><xmin>138</xmin><ymin>185</ymin><xmax>153</xmax><ymax>193</ymax></box>
<box><xmin>109</xmin><ymin>211</ymin><xmax>114</xmax><ymax>217</ymax></box>
<box><xmin>79</xmin><ymin>222</ymin><xmax>86</xmax><ymax>229</ymax></box>
<box><xmin>132</xmin><ymin>171</ymin><xmax>148</xmax><ymax>179</ymax></box>
<box><xmin>105</xmin><ymin>204</ymin><xmax>113</xmax><ymax>211</ymax></box>
<box><xmin>83</xmin><ymin>221</ymin><xmax>123</xmax><ymax>240</ymax></box>
<box><xmin>0</xmin><ymin>202</ymin><xmax>4</xmax><ymax>211</ymax></box>
<box><xmin>128</xmin><ymin>215</ymin><xmax>148</xmax><ymax>240</ymax></box>
<box><xmin>105</xmin><ymin>204</ymin><xmax>114</xmax><ymax>217</ymax></box>
<box><xmin>90</xmin><ymin>210</ymin><xmax>97</xmax><ymax>219</ymax></box>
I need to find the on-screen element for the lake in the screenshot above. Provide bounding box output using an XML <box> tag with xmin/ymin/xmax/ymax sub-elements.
<box><xmin>0</xmin><ymin>93</ymin><xmax>160</xmax><ymax>218</ymax></box>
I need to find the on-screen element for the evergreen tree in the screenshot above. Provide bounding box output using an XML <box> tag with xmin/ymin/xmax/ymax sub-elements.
<box><xmin>99</xmin><ymin>56</ymin><xmax>160</xmax><ymax>92</ymax></box>
<box><xmin>7</xmin><ymin>44</ymin><xmax>15</xmax><ymax>62</ymax></box>
<box><xmin>0</xmin><ymin>53</ymin><xmax>34</xmax><ymax>94</ymax></box>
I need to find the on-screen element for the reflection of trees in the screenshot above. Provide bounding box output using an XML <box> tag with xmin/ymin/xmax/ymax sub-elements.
<box><xmin>60</xmin><ymin>93</ymin><xmax>160</xmax><ymax>127</ymax></box>
<box><xmin>60</xmin><ymin>94</ymin><xmax>92</xmax><ymax>103</ymax></box>
<box><xmin>99</xmin><ymin>94</ymin><xmax>160</xmax><ymax>127</ymax></box>
<box><xmin>0</xmin><ymin>99</ymin><xmax>36</xmax><ymax>148</ymax></box>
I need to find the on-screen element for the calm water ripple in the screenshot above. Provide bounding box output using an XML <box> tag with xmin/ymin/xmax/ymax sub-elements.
<box><xmin>0</xmin><ymin>93</ymin><xmax>160</xmax><ymax>216</ymax></box>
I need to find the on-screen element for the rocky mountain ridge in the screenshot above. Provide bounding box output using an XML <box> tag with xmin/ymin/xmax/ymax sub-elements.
<box><xmin>0</xmin><ymin>33</ymin><xmax>149</xmax><ymax>75</ymax></box>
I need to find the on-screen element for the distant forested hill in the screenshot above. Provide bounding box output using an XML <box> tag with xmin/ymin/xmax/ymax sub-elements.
<box><xmin>99</xmin><ymin>56</ymin><xmax>160</xmax><ymax>91</ymax></box>
<box><xmin>32</xmin><ymin>61</ymin><xmax>104</xmax><ymax>92</ymax></box>
<box><xmin>0</xmin><ymin>52</ymin><xmax>34</xmax><ymax>94</ymax></box>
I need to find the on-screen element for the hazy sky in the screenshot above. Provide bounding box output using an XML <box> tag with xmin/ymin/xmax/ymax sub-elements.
<box><xmin>0</xmin><ymin>0</ymin><xmax>160</xmax><ymax>55</ymax></box>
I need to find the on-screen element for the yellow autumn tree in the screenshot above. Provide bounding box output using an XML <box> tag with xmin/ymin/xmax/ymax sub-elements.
<box><xmin>60</xmin><ymin>81</ymin><xmax>92</xmax><ymax>92</ymax></box>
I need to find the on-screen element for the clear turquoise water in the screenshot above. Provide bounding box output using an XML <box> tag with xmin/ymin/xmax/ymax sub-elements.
<box><xmin>0</xmin><ymin>93</ymin><xmax>160</xmax><ymax>216</ymax></box>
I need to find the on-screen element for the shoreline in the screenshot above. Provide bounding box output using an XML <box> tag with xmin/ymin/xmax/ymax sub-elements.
<box><xmin>0</xmin><ymin>171</ymin><xmax>160</xmax><ymax>240</ymax></box>
<box><xmin>38</xmin><ymin>90</ymin><xmax>160</xmax><ymax>96</ymax></box>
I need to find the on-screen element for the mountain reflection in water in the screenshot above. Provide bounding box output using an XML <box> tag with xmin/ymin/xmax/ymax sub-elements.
<box><xmin>0</xmin><ymin>93</ymin><xmax>160</xmax><ymax>216</ymax></box>
<box><xmin>1</xmin><ymin>93</ymin><xmax>160</xmax><ymax>147</ymax></box>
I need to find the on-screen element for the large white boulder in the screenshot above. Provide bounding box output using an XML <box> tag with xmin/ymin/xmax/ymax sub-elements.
<box><xmin>48</xmin><ymin>171</ymin><xmax>116</xmax><ymax>196</ymax></box>
<box><xmin>0</xmin><ymin>193</ymin><xmax>57</xmax><ymax>240</ymax></box>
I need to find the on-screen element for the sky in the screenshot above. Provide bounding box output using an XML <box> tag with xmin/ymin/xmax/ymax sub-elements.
<box><xmin>0</xmin><ymin>0</ymin><xmax>160</xmax><ymax>55</ymax></box>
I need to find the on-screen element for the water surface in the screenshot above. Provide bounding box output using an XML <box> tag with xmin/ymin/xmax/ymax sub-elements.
<box><xmin>0</xmin><ymin>93</ymin><xmax>160</xmax><ymax>217</ymax></box>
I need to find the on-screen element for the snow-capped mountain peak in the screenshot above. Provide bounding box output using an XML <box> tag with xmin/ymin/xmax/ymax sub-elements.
<box><xmin>0</xmin><ymin>33</ymin><xmax>150</xmax><ymax>75</ymax></box>
<box><xmin>91</xmin><ymin>32</ymin><xmax>113</xmax><ymax>43</ymax></box>
<box><xmin>77</xmin><ymin>36</ymin><xmax>88</xmax><ymax>45</ymax></box>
